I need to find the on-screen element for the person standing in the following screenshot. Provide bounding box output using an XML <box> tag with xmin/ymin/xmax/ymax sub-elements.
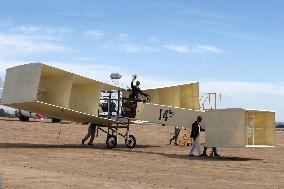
<box><xmin>170</xmin><ymin>126</ymin><xmax>181</xmax><ymax>145</ymax></box>
<box><xmin>82</xmin><ymin>123</ymin><xmax>97</xmax><ymax>146</ymax></box>
<box><xmin>189</xmin><ymin>116</ymin><xmax>205</xmax><ymax>157</ymax></box>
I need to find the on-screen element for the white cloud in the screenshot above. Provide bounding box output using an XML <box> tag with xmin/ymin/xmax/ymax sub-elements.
<box><xmin>117</xmin><ymin>33</ymin><xmax>134</xmax><ymax>42</ymax></box>
<box><xmin>122</xmin><ymin>44</ymin><xmax>142</xmax><ymax>53</ymax></box>
<box><xmin>72</xmin><ymin>57</ymin><xmax>98</xmax><ymax>62</ymax></box>
<box><xmin>0</xmin><ymin>25</ymin><xmax>72</xmax><ymax>57</ymax></box>
<box><xmin>0</xmin><ymin>26</ymin><xmax>70</xmax><ymax>57</ymax></box>
<box><xmin>0</xmin><ymin>33</ymin><xmax>65</xmax><ymax>56</ymax></box>
<box><xmin>148</xmin><ymin>35</ymin><xmax>159</xmax><ymax>43</ymax></box>
<box><xmin>10</xmin><ymin>25</ymin><xmax>73</xmax><ymax>35</ymax></box>
<box><xmin>200</xmin><ymin>80</ymin><xmax>284</xmax><ymax>121</ymax></box>
<box><xmin>181</xmin><ymin>9</ymin><xmax>226</xmax><ymax>19</ymax></box>
<box><xmin>10</xmin><ymin>26</ymin><xmax>41</xmax><ymax>33</ymax></box>
<box><xmin>103</xmin><ymin>42</ymin><xmax>159</xmax><ymax>53</ymax></box>
<box><xmin>45</xmin><ymin>27</ymin><xmax>73</xmax><ymax>34</ymax></box>
<box><xmin>123</xmin><ymin>44</ymin><xmax>159</xmax><ymax>53</ymax></box>
<box><xmin>193</xmin><ymin>44</ymin><xmax>222</xmax><ymax>54</ymax></box>
<box><xmin>164</xmin><ymin>44</ymin><xmax>189</xmax><ymax>53</ymax></box>
<box><xmin>84</xmin><ymin>30</ymin><xmax>106</xmax><ymax>40</ymax></box>
<box><xmin>164</xmin><ymin>44</ymin><xmax>222</xmax><ymax>54</ymax></box>
<box><xmin>200</xmin><ymin>81</ymin><xmax>284</xmax><ymax>95</ymax></box>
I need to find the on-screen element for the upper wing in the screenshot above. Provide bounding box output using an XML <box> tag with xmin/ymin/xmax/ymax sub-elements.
<box><xmin>1</xmin><ymin>63</ymin><xmax>122</xmax><ymax>124</ymax></box>
<box><xmin>142</xmin><ymin>82</ymin><xmax>200</xmax><ymax>110</ymax></box>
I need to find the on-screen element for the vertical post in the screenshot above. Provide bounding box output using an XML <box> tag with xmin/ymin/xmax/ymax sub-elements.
<box><xmin>126</xmin><ymin>118</ymin><xmax>130</xmax><ymax>144</ymax></box>
<box><xmin>247</xmin><ymin>112</ymin><xmax>255</xmax><ymax>146</ymax></box>
<box><xmin>108</xmin><ymin>91</ymin><xmax>111</xmax><ymax>119</ymax></box>
<box><xmin>96</xmin><ymin>124</ymin><xmax>99</xmax><ymax>137</ymax></box>
<box><xmin>117</xmin><ymin>90</ymin><xmax>121</xmax><ymax>118</ymax></box>
<box><xmin>116</xmin><ymin>123</ymin><xmax>119</xmax><ymax>143</ymax></box>
<box><xmin>107</xmin><ymin>124</ymin><xmax>110</xmax><ymax>136</ymax></box>
<box><xmin>219</xmin><ymin>94</ymin><xmax>222</xmax><ymax>109</ymax></box>
<box><xmin>214</xmin><ymin>93</ymin><xmax>217</xmax><ymax>109</ymax></box>
<box><xmin>208</xmin><ymin>93</ymin><xmax>211</xmax><ymax>106</ymax></box>
<box><xmin>252</xmin><ymin>112</ymin><xmax>255</xmax><ymax>146</ymax></box>
<box><xmin>116</xmin><ymin>90</ymin><xmax>120</xmax><ymax>143</ymax></box>
<box><xmin>191</xmin><ymin>86</ymin><xmax>194</xmax><ymax>109</ymax></box>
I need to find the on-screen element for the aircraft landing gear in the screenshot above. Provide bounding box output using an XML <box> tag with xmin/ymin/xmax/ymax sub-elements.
<box><xmin>97</xmin><ymin>90</ymin><xmax>137</xmax><ymax>149</ymax></box>
<box><xmin>106</xmin><ymin>135</ymin><xmax>117</xmax><ymax>148</ymax></box>
<box><xmin>125</xmin><ymin>134</ymin><xmax>136</xmax><ymax>148</ymax></box>
<box><xmin>98</xmin><ymin>120</ymin><xmax>136</xmax><ymax>149</ymax></box>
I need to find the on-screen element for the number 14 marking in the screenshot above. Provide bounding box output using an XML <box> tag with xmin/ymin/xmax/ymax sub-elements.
<box><xmin>159</xmin><ymin>109</ymin><xmax>174</xmax><ymax>121</ymax></box>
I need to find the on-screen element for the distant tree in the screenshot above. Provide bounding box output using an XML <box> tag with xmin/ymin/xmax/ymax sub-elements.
<box><xmin>0</xmin><ymin>75</ymin><xmax>3</xmax><ymax>88</ymax></box>
<box><xmin>276</xmin><ymin>123</ymin><xmax>284</xmax><ymax>128</ymax></box>
<box><xmin>0</xmin><ymin>108</ymin><xmax>6</xmax><ymax>117</ymax></box>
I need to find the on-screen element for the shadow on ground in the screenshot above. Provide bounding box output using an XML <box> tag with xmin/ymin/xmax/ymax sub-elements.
<box><xmin>0</xmin><ymin>143</ymin><xmax>160</xmax><ymax>149</ymax></box>
<box><xmin>162</xmin><ymin>153</ymin><xmax>262</xmax><ymax>161</ymax></box>
<box><xmin>2</xmin><ymin>119</ymin><xmax>71</xmax><ymax>124</ymax></box>
<box><xmin>112</xmin><ymin>147</ymin><xmax>262</xmax><ymax>162</ymax></box>
<box><xmin>0</xmin><ymin>143</ymin><xmax>261</xmax><ymax>162</ymax></box>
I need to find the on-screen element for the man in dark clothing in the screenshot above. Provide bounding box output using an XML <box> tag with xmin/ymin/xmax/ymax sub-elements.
<box><xmin>130</xmin><ymin>75</ymin><xmax>149</xmax><ymax>100</ymax></box>
<box><xmin>189</xmin><ymin>116</ymin><xmax>205</xmax><ymax>157</ymax></box>
<box><xmin>82</xmin><ymin>123</ymin><xmax>97</xmax><ymax>146</ymax></box>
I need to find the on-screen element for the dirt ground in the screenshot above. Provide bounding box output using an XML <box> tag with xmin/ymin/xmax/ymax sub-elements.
<box><xmin>0</xmin><ymin>117</ymin><xmax>283</xmax><ymax>189</ymax></box>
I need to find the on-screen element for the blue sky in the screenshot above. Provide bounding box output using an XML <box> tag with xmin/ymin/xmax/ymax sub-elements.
<box><xmin>0</xmin><ymin>0</ymin><xmax>283</xmax><ymax>120</ymax></box>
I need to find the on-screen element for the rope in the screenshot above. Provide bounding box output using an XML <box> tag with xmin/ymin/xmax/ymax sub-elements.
<box><xmin>56</xmin><ymin>121</ymin><xmax>64</xmax><ymax>144</ymax></box>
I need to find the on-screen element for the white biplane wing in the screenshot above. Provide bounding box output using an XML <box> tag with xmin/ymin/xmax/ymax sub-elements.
<box><xmin>1</xmin><ymin>63</ymin><xmax>121</xmax><ymax>125</ymax></box>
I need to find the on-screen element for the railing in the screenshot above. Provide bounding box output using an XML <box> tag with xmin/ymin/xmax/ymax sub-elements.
<box><xmin>200</xmin><ymin>93</ymin><xmax>222</xmax><ymax>111</ymax></box>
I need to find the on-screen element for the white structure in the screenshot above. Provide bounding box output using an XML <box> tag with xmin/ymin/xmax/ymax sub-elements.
<box><xmin>204</xmin><ymin>109</ymin><xmax>275</xmax><ymax>147</ymax></box>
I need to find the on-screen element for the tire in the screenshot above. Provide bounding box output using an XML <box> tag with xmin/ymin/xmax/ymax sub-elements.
<box><xmin>106</xmin><ymin>135</ymin><xmax>117</xmax><ymax>148</ymax></box>
<box><xmin>19</xmin><ymin>114</ymin><xmax>29</xmax><ymax>122</ymax></box>
<box><xmin>52</xmin><ymin>118</ymin><xmax>61</xmax><ymax>123</ymax></box>
<box><xmin>125</xmin><ymin>135</ymin><xmax>136</xmax><ymax>148</ymax></box>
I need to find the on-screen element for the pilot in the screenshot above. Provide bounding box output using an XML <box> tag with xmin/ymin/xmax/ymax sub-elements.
<box><xmin>130</xmin><ymin>75</ymin><xmax>149</xmax><ymax>101</ymax></box>
<box><xmin>82</xmin><ymin>123</ymin><xmax>97</xmax><ymax>146</ymax></box>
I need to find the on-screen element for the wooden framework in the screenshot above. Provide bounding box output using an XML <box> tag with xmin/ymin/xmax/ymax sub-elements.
<box><xmin>246</xmin><ymin>110</ymin><xmax>275</xmax><ymax>146</ymax></box>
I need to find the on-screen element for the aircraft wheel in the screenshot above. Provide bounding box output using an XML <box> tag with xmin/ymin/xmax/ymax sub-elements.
<box><xmin>106</xmin><ymin>135</ymin><xmax>117</xmax><ymax>148</ymax></box>
<box><xmin>19</xmin><ymin>114</ymin><xmax>29</xmax><ymax>122</ymax></box>
<box><xmin>52</xmin><ymin>118</ymin><xmax>61</xmax><ymax>123</ymax></box>
<box><xmin>125</xmin><ymin>135</ymin><xmax>136</xmax><ymax>148</ymax></box>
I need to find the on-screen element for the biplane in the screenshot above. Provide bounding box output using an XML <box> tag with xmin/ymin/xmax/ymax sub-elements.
<box><xmin>0</xmin><ymin>63</ymin><xmax>275</xmax><ymax>149</ymax></box>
